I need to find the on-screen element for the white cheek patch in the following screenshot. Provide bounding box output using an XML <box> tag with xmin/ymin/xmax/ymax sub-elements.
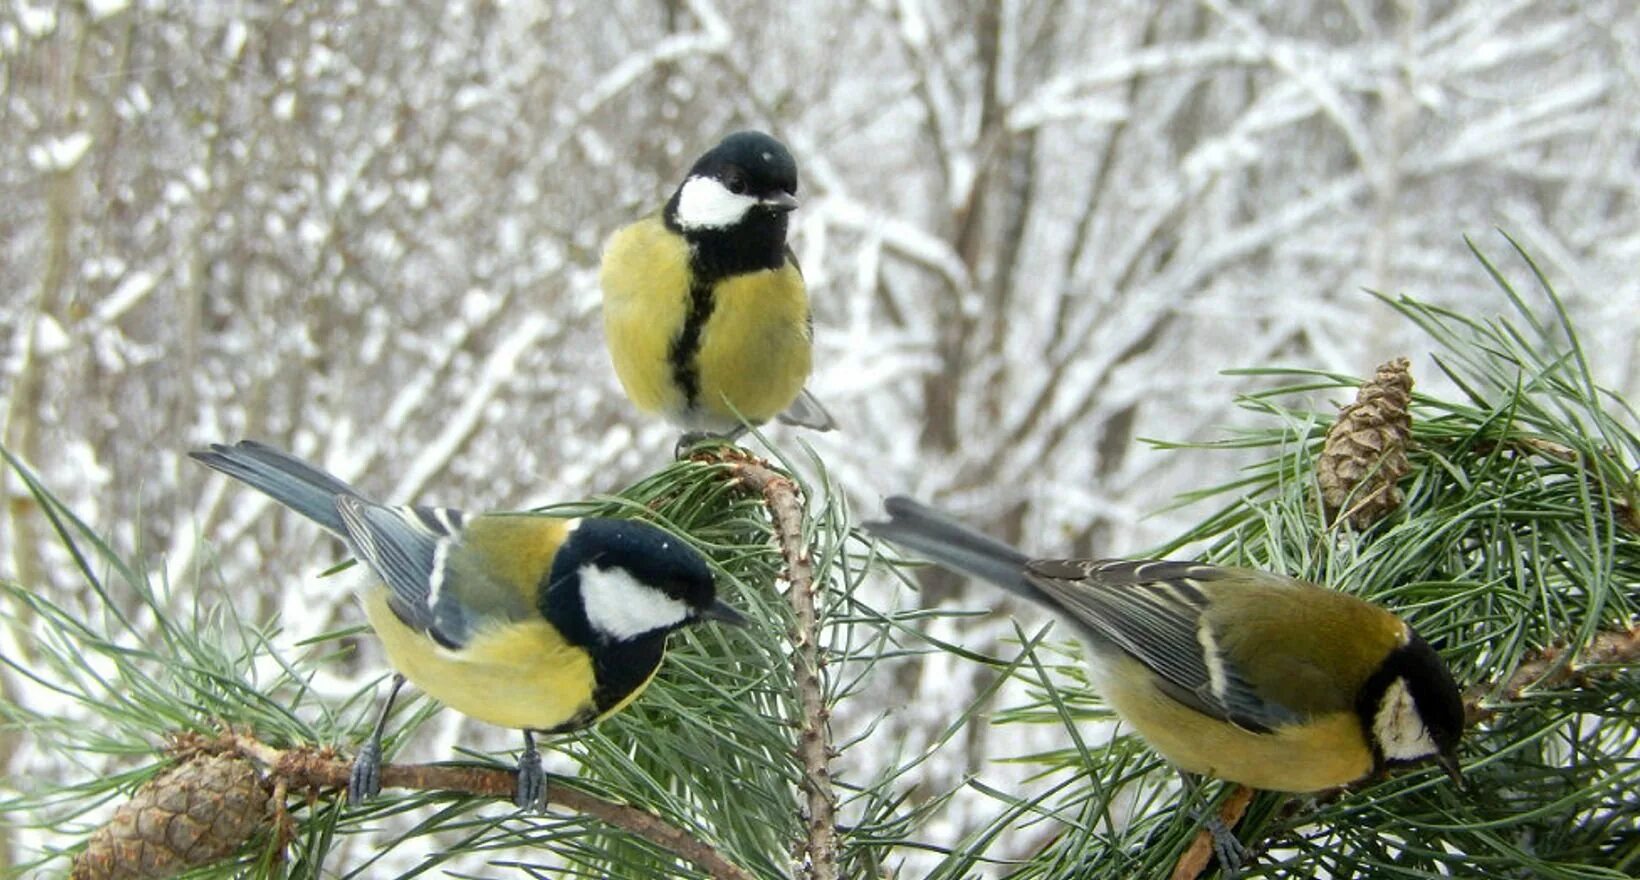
<box><xmin>579</xmin><ymin>564</ymin><xmax>691</xmax><ymax>641</ymax></box>
<box><xmin>675</xmin><ymin>176</ymin><xmax>757</xmax><ymax>230</ymax></box>
<box><xmin>1374</xmin><ymin>677</ymin><xmax>1440</xmax><ymax>761</ymax></box>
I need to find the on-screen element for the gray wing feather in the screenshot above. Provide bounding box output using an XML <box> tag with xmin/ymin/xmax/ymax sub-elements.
<box><xmin>334</xmin><ymin>497</ymin><xmax>491</xmax><ymax>649</ymax></box>
<box><xmin>196</xmin><ymin>440</ymin><xmax>525</xmax><ymax>651</ymax></box>
<box><xmin>866</xmin><ymin>497</ymin><xmax>1302</xmax><ymax>730</ymax></box>
<box><xmin>1026</xmin><ymin>559</ymin><xmax>1300</xmax><ymax>732</ymax></box>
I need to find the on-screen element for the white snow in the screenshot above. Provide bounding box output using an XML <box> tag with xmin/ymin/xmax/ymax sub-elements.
<box><xmin>32</xmin><ymin>315</ymin><xmax>70</xmax><ymax>356</ymax></box>
<box><xmin>95</xmin><ymin>271</ymin><xmax>159</xmax><ymax>325</ymax></box>
<box><xmin>223</xmin><ymin>18</ymin><xmax>248</xmax><ymax>57</ymax></box>
<box><xmin>390</xmin><ymin>313</ymin><xmax>549</xmax><ymax>501</ymax></box>
<box><xmin>84</xmin><ymin>0</ymin><xmax>130</xmax><ymax>20</ymax></box>
<box><xmin>17</xmin><ymin>4</ymin><xmax>55</xmax><ymax>37</ymax></box>
<box><xmin>26</xmin><ymin>132</ymin><xmax>93</xmax><ymax>172</ymax></box>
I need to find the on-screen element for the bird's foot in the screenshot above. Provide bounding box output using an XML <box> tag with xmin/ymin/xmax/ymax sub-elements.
<box><xmin>1203</xmin><ymin>812</ymin><xmax>1247</xmax><ymax>878</ymax></box>
<box><xmin>674</xmin><ymin>432</ymin><xmax>710</xmax><ymax>459</ymax></box>
<box><xmin>347</xmin><ymin>739</ymin><xmax>382</xmax><ymax>806</ymax></box>
<box><xmin>674</xmin><ymin>428</ymin><xmax>745</xmax><ymax>459</ymax></box>
<box><xmin>1178</xmin><ymin>773</ymin><xmax>1250</xmax><ymax>877</ymax></box>
<box><xmin>515</xmin><ymin>733</ymin><xmax>547</xmax><ymax>811</ymax></box>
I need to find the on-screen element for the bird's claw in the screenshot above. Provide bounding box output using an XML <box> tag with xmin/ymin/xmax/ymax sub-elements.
<box><xmin>1196</xmin><ymin>811</ymin><xmax>1248</xmax><ymax>878</ymax></box>
<box><xmin>1178</xmin><ymin>772</ymin><xmax>1249</xmax><ymax>877</ymax></box>
<box><xmin>673</xmin><ymin>427</ymin><xmax>749</xmax><ymax>459</ymax></box>
<box><xmin>515</xmin><ymin>739</ymin><xmax>547</xmax><ymax>811</ymax></box>
<box><xmin>347</xmin><ymin>739</ymin><xmax>382</xmax><ymax>806</ymax></box>
<box><xmin>673</xmin><ymin>431</ymin><xmax>715</xmax><ymax>459</ymax></box>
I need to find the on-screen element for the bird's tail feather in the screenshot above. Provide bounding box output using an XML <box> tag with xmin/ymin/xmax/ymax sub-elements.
<box><xmin>777</xmin><ymin>388</ymin><xmax>836</xmax><ymax>432</ymax></box>
<box><xmin>863</xmin><ymin>496</ymin><xmax>1037</xmax><ymax>601</ymax></box>
<box><xmin>190</xmin><ymin>440</ymin><xmax>360</xmax><ymax>535</ymax></box>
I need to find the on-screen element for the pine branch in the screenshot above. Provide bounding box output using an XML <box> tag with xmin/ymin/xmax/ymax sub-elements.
<box><xmin>7</xmin><ymin>435</ymin><xmax>967</xmax><ymax>878</ymax></box>
<box><xmin>143</xmin><ymin>732</ymin><xmax>757</xmax><ymax>880</ymax></box>
<box><xmin>1171</xmin><ymin>349</ymin><xmax>1638</xmax><ymax>877</ymax></box>
<box><xmin>706</xmin><ymin>449</ymin><xmax>840</xmax><ymax>880</ymax></box>
<box><xmin>1466</xmin><ymin>625</ymin><xmax>1640</xmax><ymax>724</ymax></box>
<box><xmin>1</xmin><ymin>441</ymin><xmax>823</xmax><ymax>878</ymax></box>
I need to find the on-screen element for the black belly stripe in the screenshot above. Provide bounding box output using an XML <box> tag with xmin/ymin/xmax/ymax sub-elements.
<box><xmin>669</xmin><ymin>277</ymin><xmax>717</xmax><ymax>410</ymax></box>
<box><xmin>544</xmin><ymin>636</ymin><xmax>667</xmax><ymax>734</ymax></box>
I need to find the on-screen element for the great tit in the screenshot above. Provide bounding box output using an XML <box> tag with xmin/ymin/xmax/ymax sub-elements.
<box><xmin>601</xmin><ymin>130</ymin><xmax>834</xmax><ymax>448</ymax></box>
<box><xmin>191</xmin><ymin>440</ymin><xmax>746</xmax><ymax>808</ymax></box>
<box><xmin>864</xmin><ymin>496</ymin><xmax>1465</xmax><ymax>794</ymax></box>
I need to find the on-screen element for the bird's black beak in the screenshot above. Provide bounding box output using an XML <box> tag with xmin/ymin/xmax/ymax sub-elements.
<box><xmin>1437</xmin><ymin>751</ymin><xmax>1465</xmax><ymax>788</ymax></box>
<box><xmin>699</xmin><ymin>599</ymin><xmax>749</xmax><ymax>627</ymax></box>
<box><xmin>761</xmin><ymin>191</ymin><xmax>799</xmax><ymax>213</ymax></box>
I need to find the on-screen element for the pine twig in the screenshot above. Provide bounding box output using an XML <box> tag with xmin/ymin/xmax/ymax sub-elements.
<box><xmin>198</xmin><ymin>733</ymin><xmax>756</xmax><ymax>880</ymax></box>
<box><xmin>709</xmin><ymin>450</ymin><xmax>839</xmax><ymax>880</ymax></box>
<box><xmin>1168</xmin><ymin>785</ymin><xmax>1255</xmax><ymax>880</ymax></box>
<box><xmin>1464</xmin><ymin>624</ymin><xmax>1640</xmax><ymax>724</ymax></box>
<box><xmin>1467</xmin><ymin>435</ymin><xmax>1640</xmax><ymax>537</ymax></box>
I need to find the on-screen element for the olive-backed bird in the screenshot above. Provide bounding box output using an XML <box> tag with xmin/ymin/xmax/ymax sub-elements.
<box><xmin>601</xmin><ymin>130</ymin><xmax>833</xmax><ymax>449</ymax></box>
<box><xmin>192</xmin><ymin>440</ymin><xmax>745</xmax><ymax>808</ymax></box>
<box><xmin>864</xmin><ymin>496</ymin><xmax>1465</xmax><ymax>795</ymax></box>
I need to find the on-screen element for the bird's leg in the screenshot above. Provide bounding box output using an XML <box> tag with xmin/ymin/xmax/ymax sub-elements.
<box><xmin>674</xmin><ymin>432</ymin><xmax>710</xmax><ymax>459</ymax></box>
<box><xmin>515</xmin><ymin>729</ymin><xmax>548</xmax><ymax>811</ymax></box>
<box><xmin>1178</xmin><ymin>771</ymin><xmax>1248</xmax><ymax>878</ymax></box>
<box><xmin>348</xmin><ymin>673</ymin><xmax>406</xmax><ymax>806</ymax></box>
<box><xmin>673</xmin><ymin>426</ymin><xmax>748</xmax><ymax>459</ymax></box>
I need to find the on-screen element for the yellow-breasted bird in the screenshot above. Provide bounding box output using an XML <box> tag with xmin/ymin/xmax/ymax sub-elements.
<box><xmin>864</xmin><ymin>497</ymin><xmax>1464</xmax><ymax>795</ymax></box>
<box><xmin>192</xmin><ymin>440</ymin><xmax>745</xmax><ymax>808</ymax></box>
<box><xmin>601</xmin><ymin>130</ymin><xmax>833</xmax><ymax>448</ymax></box>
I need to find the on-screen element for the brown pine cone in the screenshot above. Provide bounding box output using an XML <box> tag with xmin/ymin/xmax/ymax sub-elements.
<box><xmin>70</xmin><ymin>753</ymin><xmax>272</xmax><ymax>880</ymax></box>
<box><xmin>1318</xmin><ymin>357</ymin><xmax>1415</xmax><ymax>529</ymax></box>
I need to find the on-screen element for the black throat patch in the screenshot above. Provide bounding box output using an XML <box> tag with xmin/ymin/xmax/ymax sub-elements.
<box><xmin>541</xmin><ymin>635</ymin><xmax>667</xmax><ymax>734</ymax></box>
<box><xmin>538</xmin><ymin>554</ymin><xmax>672</xmax><ymax>734</ymax></box>
<box><xmin>1352</xmin><ymin>630</ymin><xmax>1461</xmax><ymax>772</ymax></box>
<box><xmin>663</xmin><ymin>194</ymin><xmax>790</xmax><ymax>412</ymax></box>
<box><xmin>592</xmin><ymin>634</ymin><xmax>666</xmax><ymax>716</ymax></box>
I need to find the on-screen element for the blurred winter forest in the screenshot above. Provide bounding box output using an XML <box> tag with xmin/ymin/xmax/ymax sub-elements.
<box><xmin>3</xmin><ymin>0</ymin><xmax>1639</xmax><ymax>874</ymax></box>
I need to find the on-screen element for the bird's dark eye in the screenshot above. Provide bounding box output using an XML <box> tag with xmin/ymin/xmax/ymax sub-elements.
<box><xmin>724</xmin><ymin>169</ymin><xmax>747</xmax><ymax>194</ymax></box>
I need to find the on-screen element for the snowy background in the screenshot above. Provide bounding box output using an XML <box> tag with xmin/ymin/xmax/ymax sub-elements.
<box><xmin>3</xmin><ymin>0</ymin><xmax>1638</xmax><ymax>874</ymax></box>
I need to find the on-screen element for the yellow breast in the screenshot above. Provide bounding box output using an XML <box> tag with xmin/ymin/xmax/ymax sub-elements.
<box><xmin>694</xmin><ymin>262</ymin><xmax>811</xmax><ymax>428</ymax></box>
<box><xmin>1099</xmin><ymin>654</ymin><xmax>1374</xmax><ymax>793</ymax></box>
<box><xmin>600</xmin><ymin>215</ymin><xmax>813</xmax><ymax>431</ymax></box>
<box><xmin>601</xmin><ymin>217</ymin><xmax>693</xmax><ymax>419</ymax></box>
<box><xmin>363</xmin><ymin>589</ymin><xmax>611</xmax><ymax>732</ymax></box>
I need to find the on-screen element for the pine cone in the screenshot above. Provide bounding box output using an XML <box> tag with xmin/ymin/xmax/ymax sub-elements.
<box><xmin>1318</xmin><ymin>357</ymin><xmax>1414</xmax><ymax>529</ymax></box>
<box><xmin>71</xmin><ymin>753</ymin><xmax>272</xmax><ymax>880</ymax></box>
